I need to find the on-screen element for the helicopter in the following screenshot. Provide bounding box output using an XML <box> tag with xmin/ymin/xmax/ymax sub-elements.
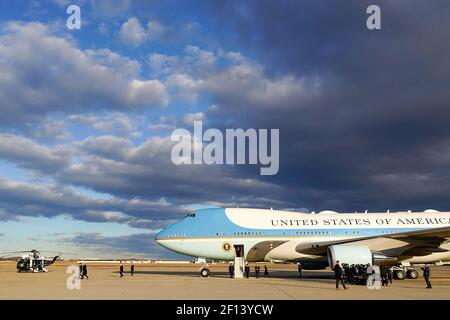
<box><xmin>0</xmin><ymin>249</ymin><xmax>68</xmax><ymax>273</ymax></box>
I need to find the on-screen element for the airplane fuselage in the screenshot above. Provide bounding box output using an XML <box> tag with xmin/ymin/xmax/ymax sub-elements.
<box><xmin>155</xmin><ymin>208</ymin><xmax>450</xmax><ymax>266</ymax></box>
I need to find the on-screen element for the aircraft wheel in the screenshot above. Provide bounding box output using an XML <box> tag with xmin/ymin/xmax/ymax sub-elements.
<box><xmin>200</xmin><ymin>268</ymin><xmax>211</xmax><ymax>277</ymax></box>
<box><xmin>394</xmin><ymin>270</ymin><xmax>407</xmax><ymax>280</ymax></box>
<box><xmin>407</xmin><ymin>269</ymin><xmax>419</xmax><ymax>279</ymax></box>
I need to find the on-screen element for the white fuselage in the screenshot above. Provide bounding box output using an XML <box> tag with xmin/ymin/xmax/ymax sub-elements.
<box><xmin>155</xmin><ymin>208</ymin><xmax>450</xmax><ymax>264</ymax></box>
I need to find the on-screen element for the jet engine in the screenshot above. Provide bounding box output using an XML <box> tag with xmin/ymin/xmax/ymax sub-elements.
<box><xmin>327</xmin><ymin>244</ymin><xmax>373</xmax><ymax>267</ymax></box>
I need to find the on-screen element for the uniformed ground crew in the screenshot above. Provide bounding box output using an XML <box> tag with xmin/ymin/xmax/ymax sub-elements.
<box><xmin>244</xmin><ymin>264</ymin><xmax>250</xmax><ymax>278</ymax></box>
<box><xmin>131</xmin><ymin>264</ymin><xmax>134</xmax><ymax>276</ymax></box>
<box><xmin>119</xmin><ymin>264</ymin><xmax>124</xmax><ymax>278</ymax></box>
<box><xmin>82</xmin><ymin>264</ymin><xmax>88</xmax><ymax>279</ymax></box>
<box><xmin>421</xmin><ymin>264</ymin><xmax>432</xmax><ymax>289</ymax></box>
<box><xmin>264</xmin><ymin>265</ymin><xmax>269</xmax><ymax>277</ymax></box>
<box><xmin>298</xmin><ymin>263</ymin><xmax>302</xmax><ymax>278</ymax></box>
<box><xmin>79</xmin><ymin>263</ymin><xmax>84</xmax><ymax>280</ymax></box>
<box><xmin>228</xmin><ymin>263</ymin><xmax>234</xmax><ymax>278</ymax></box>
<box><xmin>333</xmin><ymin>261</ymin><xmax>347</xmax><ymax>289</ymax></box>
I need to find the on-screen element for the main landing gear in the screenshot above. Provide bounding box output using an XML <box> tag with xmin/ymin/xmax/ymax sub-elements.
<box><xmin>391</xmin><ymin>265</ymin><xmax>419</xmax><ymax>280</ymax></box>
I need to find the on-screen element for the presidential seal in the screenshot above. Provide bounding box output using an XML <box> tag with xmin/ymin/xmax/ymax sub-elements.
<box><xmin>222</xmin><ymin>242</ymin><xmax>232</xmax><ymax>252</ymax></box>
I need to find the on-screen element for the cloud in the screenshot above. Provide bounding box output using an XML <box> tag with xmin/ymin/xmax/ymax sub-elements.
<box><xmin>149</xmin><ymin>45</ymin><xmax>309</xmax><ymax>108</ymax></box>
<box><xmin>67</xmin><ymin>113</ymin><xmax>142</xmax><ymax>138</ymax></box>
<box><xmin>31</xmin><ymin>120</ymin><xmax>72</xmax><ymax>142</ymax></box>
<box><xmin>147</xmin><ymin>20</ymin><xmax>166</xmax><ymax>39</ymax></box>
<box><xmin>0</xmin><ymin>21</ymin><xmax>168</xmax><ymax>128</ymax></box>
<box><xmin>56</xmin><ymin>232</ymin><xmax>190</xmax><ymax>258</ymax></box>
<box><xmin>182</xmin><ymin>112</ymin><xmax>205</xmax><ymax>125</ymax></box>
<box><xmin>0</xmin><ymin>176</ymin><xmax>183</xmax><ymax>228</ymax></box>
<box><xmin>201</xmin><ymin>0</ymin><xmax>450</xmax><ymax>211</ymax></box>
<box><xmin>119</xmin><ymin>17</ymin><xmax>167</xmax><ymax>47</ymax></box>
<box><xmin>118</xmin><ymin>17</ymin><xmax>147</xmax><ymax>47</ymax></box>
<box><xmin>0</xmin><ymin>134</ymin><xmax>72</xmax><ymax>173</ymax></box>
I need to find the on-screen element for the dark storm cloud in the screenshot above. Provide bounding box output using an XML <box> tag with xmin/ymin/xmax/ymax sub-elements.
<box><xmin>0</xmin><ymin>176</ymin><xmax>183</xmax><ymax>228</ymax></box>
<box><xmin>203</xmin><ymin>0</ymin><xmax>450</xmax><ymax>211</ymax></box>
<box><xmin>1</xmin><ymin>0</ymin><xmax>450</xmax><ymax>236</ymax></box>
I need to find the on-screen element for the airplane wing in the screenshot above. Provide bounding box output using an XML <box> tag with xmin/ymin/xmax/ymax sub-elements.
<box><xmin>295</xmin><ymin>226</ymin><xmax>450</xmax><ymax>258</ymax></box>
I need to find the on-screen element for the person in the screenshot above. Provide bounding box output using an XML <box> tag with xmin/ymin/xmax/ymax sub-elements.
<box><xmin>244</xmin><ymin>264</ymin><xmax>250</xmax><ymax>278</ymax></box>
<box><xmin>380</xmin><ymin>263</ymin><xmax>388</xmax><ymax>286</ymax></box>
<box><xmin>366</xmin><ymin>264</ymin><xmax>375</xmax><ymax>286</ymax></box>
<box><xmin>421</xmin><ymin>265</ymin><xmax>432</xmax><ymax>289</ymax></box>
<box><xmin>130</xmin><ymin>264</ymin><xmax>134</xmax><ymax>276</ymax></box>
<box><xmin>297</xmin><ymin>263</ymin><xmax>302</xmax><ymax>278</ymax></box>
<box><xmin>119</xmin><ymin>264</ymin><xmax>124</xmax><ymax>278</ymax></box>
<box><xmin>79</xmin><ymin>263</ymin><xmax>84</xmax><ymax>280</ymax></box>
<box><xmin>264</xmin><ymin>265</ymin><xmax>269</xmax><ymax>277</ymax></box>
<box><xmin>343</xmin><ymin>264</ymin><xmax>350</xmax><ymax>284</ymax></box>
<box><xmin>255</xmin><ymin>265</ymin><xmax>260</xmax><ymax>279</ymax></box>
<box><xmin>82</xmin><ymin>264</ymin><xmax>88</xmax><ymax>279</ymax></box>
<box><xmin>333</xmin><ymin>261</ymin><xmax>347</xmax><ymax>290</ymax></box>
<box><xmin>228</xmin><ymin>263</ymin><xmax>234</xmax><ymax>278</ymax></box>
<box><xmin>387</xmin><ymin>266</ymin><xmax>393</xmax><ymax>284</ymax></box>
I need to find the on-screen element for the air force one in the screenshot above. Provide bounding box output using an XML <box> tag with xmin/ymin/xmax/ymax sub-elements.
<box><xmin>155</xmin><ymin>208</ymin><xmax>450</xmax><ymax>278</ymax></box>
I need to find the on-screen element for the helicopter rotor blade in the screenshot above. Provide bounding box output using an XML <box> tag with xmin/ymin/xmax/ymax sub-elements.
<box><xmin>0</xmin><ymin>251</ymin><xmax>31</xmax><ymax>255</ymax></box>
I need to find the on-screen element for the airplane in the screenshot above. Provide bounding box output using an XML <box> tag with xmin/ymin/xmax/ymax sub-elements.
<box><xmin>155</xmin><ymin>207</ymin><xmax>450</xmax><ymax>278</ymax></box>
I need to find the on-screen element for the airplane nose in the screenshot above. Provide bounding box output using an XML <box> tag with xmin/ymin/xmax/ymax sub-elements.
<box><xmin>154</xmin><ymin>224</ymin><xmax>172</xmax><ymax>244</ymax></box>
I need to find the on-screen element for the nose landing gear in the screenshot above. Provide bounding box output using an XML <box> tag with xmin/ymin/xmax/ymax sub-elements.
<box><xmin>198</xmin><ymin>258</ymin><xmax>211</xmax><ymax>277</ymax></box>
<box><xmin>200</xmin><ymin>268</ymin><xmax>211</xmax><ymax>277</ymax></box>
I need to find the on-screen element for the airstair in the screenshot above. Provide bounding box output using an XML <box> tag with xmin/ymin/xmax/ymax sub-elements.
<box><xmin>233</xmin><ymin>245</ymin><xmax>245</xmax><ymax>278</ymax></box>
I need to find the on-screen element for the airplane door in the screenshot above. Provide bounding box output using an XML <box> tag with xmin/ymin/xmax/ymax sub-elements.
<box><xmin>233</xmin><ymin>245</ymin><xmax>245</xmax><ymax>278</ymax></box>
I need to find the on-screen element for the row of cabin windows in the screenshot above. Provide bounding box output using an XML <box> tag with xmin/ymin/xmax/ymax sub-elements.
<box><xmin>381</xmin><ymin>230</ymin><xmax>399</xmax><ymax>234</ymax></box>
<box><xmin>168</xmin><ymin>233</ymin><xmax>187</xmax><ymax>237</ymax></box>
<box><xmin>215</xmin><ymin>231</ymin><xmax>337</xmax><ymax>236</ymax></box>
<box><xmin>169</xmin><ymin>230</ymin><xmax>399</xmax><ymax>238</ymax></box>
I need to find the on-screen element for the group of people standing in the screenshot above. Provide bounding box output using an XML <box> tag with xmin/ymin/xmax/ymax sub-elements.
<box><xmin>333</xmin><ymin>261</ymin><xmax>433</xmax><ymax>289</ymax></box>
<box><xmin>229</xmin><ymin>263</ymin><xmax>269</xmax><ymax>278</ymax></box>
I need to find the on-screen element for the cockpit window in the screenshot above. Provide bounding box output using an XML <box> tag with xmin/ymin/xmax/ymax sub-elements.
<box><xmin>184</xmin><ymin>213</ymin><xmax>196</xmax><ymax>218</ymax></box>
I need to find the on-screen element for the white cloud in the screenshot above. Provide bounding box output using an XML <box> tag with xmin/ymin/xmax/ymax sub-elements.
<box><xmin>182</xmin><ymin>112</ymin><xmax>205</xmax><ymax>125</ymax></box>
<box><xmin>147</xmin><ymin>20</ymin><xmax>165</xmax><ymax>39</ymax></box>
<box><xmin>0</xmin><ymin>133</ymin><xmax>71</xmax><ymax>172</ymax></box>
<box><xmin>148</xmin><ymin>45</ymin><xmax>311</xmax><ymax>108</ymax></box>
<box><xmin>0</xmin><ymin>21</ymin><xmax>168</xmax><ymax>126</ymax></box>
<box><xmin>118</xmin><ymin>17</ymin><xmax>146</xmax><ymax>47</ymax></box>
<box><xmin>126</xmin><ymin>79</ymin><xmax>169</xmax><ymax>107</ymax></box>
<box><xmin>31</xmin><ymin>120</ymin><xmax>72</xmax><ymax>142</ymax></box>
<box><xmin>119</xmin><ymin>17</ymin><xmax>167</xmax><ymax>47</ymax></box>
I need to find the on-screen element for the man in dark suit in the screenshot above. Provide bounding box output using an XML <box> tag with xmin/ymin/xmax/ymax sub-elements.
<box><xmin>228</xmin><ymin>263</ymin><xmax>234</xmax><ymax>278</ymax></box>
<box><xmin>333</xmin><ymin>261</ymin><xmax>347</xmax><ymax>289</ymax></box>
<box><xmin>297</xmin><ymin>263</ymin><xmax>302</xmax><ymax>278</ymax></box>
<box><xmin>380</xmin><ymin>263</ymin><xmax>388</xmax><ymax>286</ymax></box>
<box><xmin>119</xmin><ymin>264</ymin><xmax>124</xmax><ymax>278</ymax></box>
<box><xmin>82</xmin><ymin>264</ymin><xmax>88</xmax><ymax>279</ymax></box>
<box><xmin>244</xmin><ymin>264</ymin><xmax>250</xmax><ymax>278</ymax></box>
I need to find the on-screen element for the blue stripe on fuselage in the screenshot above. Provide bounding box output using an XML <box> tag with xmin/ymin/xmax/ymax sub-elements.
<box><xmin>155</xmin><ymin>208</ymin><xmax>424</xmax><ymax>240</ymax></box>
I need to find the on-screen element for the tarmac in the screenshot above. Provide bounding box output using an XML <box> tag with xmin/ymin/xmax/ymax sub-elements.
<box><xmin>0</xmin><ymin>262</ymin><xmax>449</xmax><ymax>300</ymax></box>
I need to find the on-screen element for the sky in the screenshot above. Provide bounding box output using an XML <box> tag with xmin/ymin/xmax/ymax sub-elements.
<box><xmin>0</xmin><ymin>0</ymin><xmax>449</xmax><ymax>259</ymax></box>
